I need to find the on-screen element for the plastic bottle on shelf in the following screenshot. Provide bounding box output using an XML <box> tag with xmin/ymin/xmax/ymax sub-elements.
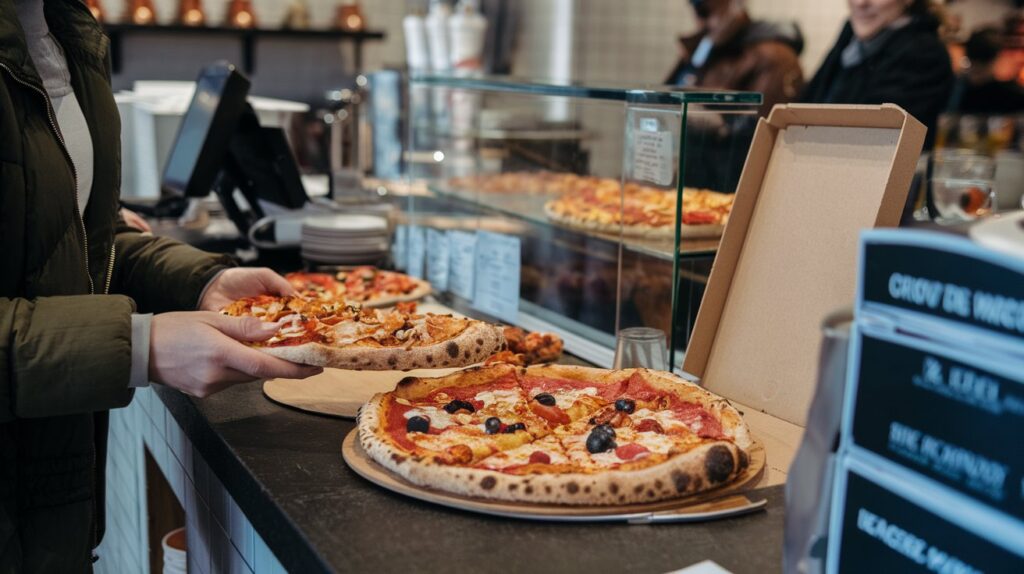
<box><xmin>448</xmin><ymin>0</ymin><xmax>487</xmax><ymax>73</ymax></box>
<box><xmin>403</xmin><ymin>2</ymin><xmax>430</xmax><ymax>73</ymax></box>
<box><xmin>425</xmin><ymin>0</ymin><xmax>451</xmax><ymax>73</ymax></box>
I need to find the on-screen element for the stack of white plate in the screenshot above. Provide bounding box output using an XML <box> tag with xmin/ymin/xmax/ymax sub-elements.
<box><xmin>161</xmin><ymin>527</ymin><xmax>187</xmax><ymax>574</ymax></box>
<box><xmin>301</xmin><ymin>214</ymin><xmax>390</xmax><ymax>265</ymax></box>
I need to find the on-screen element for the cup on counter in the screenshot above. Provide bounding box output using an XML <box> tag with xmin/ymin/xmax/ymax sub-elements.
<box><xmin>613</xmin><ymin>327</ymin><xmax>669</xmax><ymax>371</ymax></box>
<box><xmin>929</xmin><ymin>151</ymin><xmax>997</xmax><ymax>223</ymax></box>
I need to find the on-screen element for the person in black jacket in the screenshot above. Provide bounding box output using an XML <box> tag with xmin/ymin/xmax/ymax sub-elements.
<box><xmin>801</xmin><ymin>0</ymin><xmax>954</xmax><ymax>149</ymax></box>
<box><xmin>949</xmin><ymin>27</ymin><xmax>1024</xmax><ymax>115</ymax></box>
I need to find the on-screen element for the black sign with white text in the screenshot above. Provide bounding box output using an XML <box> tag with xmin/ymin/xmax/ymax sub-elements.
<box><xmin>852</xmin><ymin>332</ymin><xmax>1024</xmax><ymax>520</ymax></box>
<box><xmin>837</xmin><ymin>471</ymin><xmax>1022</xmax><ymax>573</ymax></box>
<box><xmin>861</xmin><ymin>242</ymin><xmax>1024</xmax><ymax>341</ymax></box>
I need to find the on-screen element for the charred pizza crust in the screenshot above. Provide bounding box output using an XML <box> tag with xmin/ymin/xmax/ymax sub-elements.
<box><xmin>357</xmin><ymin>365</ymin><xmax>752</xmax><ymax>505</ymax></box>
<box><xmin>262</xmin><ymin>321</ymin><xmax>504</xmax><ymax>371</ymax></box>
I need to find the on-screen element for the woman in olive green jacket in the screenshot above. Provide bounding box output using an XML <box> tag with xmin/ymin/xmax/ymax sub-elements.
<box><xmin>0</xmin><ymin>2</ymin><xmax>320</xmax><ymax>571</ymax></box>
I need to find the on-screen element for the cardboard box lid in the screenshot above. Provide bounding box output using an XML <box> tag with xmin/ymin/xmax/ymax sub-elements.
<box><xmin>683</xmin><ymin>104</ymin><xmax>925</xmax><ymax>426</ymax></box>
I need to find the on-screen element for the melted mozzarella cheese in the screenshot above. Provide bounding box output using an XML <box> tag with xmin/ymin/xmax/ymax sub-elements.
<box><xmin>524</xmin><ymin>386</ymin><xmax>598</xmax><ymax>410</ymax></box>
<box><xmin>631</xmin><ymin>432</ymin><xmax>678</xmax><ymax>454</ymax></box>
<box><xmin>331</xmin><ymin>321</ymin><xmax>378</xmax><ymax>346</ymax></box>
<box><xmin>632</xmin><ymin>408</ymin><xmax>690</xmax><ymax>433</ymax></box>
<box><xmin>403</xmin><ymin>407</ymin><xmax>456</xmax><ymax>429</ymax></box>
<box><xmin>480</xmin><ymin>438</ymin><xmax>569</xmax><ymax>468</ymax></box>
<box><xmin>473</xmin><ymin>389</ymin><xmax>521</xmax><ymax>410</ymax></box>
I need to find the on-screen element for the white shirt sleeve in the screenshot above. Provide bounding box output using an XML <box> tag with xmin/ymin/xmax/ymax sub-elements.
<box><xmin>129</xmin><ymin>314</ymin><xmax>153</xmax><ymax>388</ymax></box>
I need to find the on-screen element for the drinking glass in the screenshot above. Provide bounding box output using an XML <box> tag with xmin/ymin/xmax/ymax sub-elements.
<box><xmin>930</xmin><ymin>151</ymin><xmax>997</xmax><ymax>223</ymax></box>
<box><xmin>613</xmin><ymin>327</ymin><xmax>669</xmax><ymax>371</ymax></box>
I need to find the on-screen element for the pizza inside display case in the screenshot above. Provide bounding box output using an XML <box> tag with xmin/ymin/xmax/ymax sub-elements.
<box><xmin>395</xmin><ymin>74</ymin><xmax>762</xmax><ymax>367</ymax></box>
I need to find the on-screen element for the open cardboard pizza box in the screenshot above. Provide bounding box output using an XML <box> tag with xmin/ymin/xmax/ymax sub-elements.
<box><xmin>681</xmin><ymin>103</ymin><xmax>925</xmax><ymax>485</ymax></box>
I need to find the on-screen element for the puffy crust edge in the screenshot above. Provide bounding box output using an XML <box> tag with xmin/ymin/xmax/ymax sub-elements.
<box><xmin>261</xmin><ymin>322</ymin><xmax>504</xmax><ymax>370</ymax></box>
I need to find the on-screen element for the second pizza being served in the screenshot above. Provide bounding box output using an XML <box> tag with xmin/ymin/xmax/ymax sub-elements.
<box><xmin>358</xmin><ymin>364</ymin><xmax>753</xmax><ymax>505</ymax></box>
<box><xmin>221</xmin><ymin>296</ymin><xmax>503</xmax><ymax>370</ymax></box>
<box><xmin>285</xmin><ymin>267</ymin><xmax>431</xmax><ymax>307</ymax></box>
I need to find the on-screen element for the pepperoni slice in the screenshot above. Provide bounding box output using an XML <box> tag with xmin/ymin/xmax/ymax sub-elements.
<box><xmin>614</xmin><ymin>443</ymin><xmax>651</xmax><ymax>461</ymax></box>
<box><xmin>634</xmin><ymin>419</ymin><xmax>665</xmax><ymax>434</ymax></box>
<box><xmin>682</xmin><ymin>210</ymin><xmax>719</xmax><ymax>225</ymax></box>
<box><xmin>528</xmin><ymin>451</ymin><xmax>551</xmax><ymax>465</ymax></box>
<box><xmin>529</xmin><ymin>402</ymin><xmax>570</xmax><ymax>425</ymax></box>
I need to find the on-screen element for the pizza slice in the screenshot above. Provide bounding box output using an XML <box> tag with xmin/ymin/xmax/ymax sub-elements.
<box><xmin>517</xmin><ymin>366</ymin><xmax>627</xmax><ymax>427</ymax></box>
<box><xmin>285</xmin><ymin>272</ymin><xmax>345</xmax><ymax>301</ymax></box>
<box><xmin>473</xmin><ymin>435</ymin><xmax>576</xmax><ymax>475</ymax></box>
<box><xmin>376</xmin><ymin>365</ymin><xmax>551</xmax><ymax>464</ymax></box>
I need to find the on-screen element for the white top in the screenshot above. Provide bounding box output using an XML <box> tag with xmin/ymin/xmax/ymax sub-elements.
<box><xmin>14</xmin><ymin>0</ymin><xmax>93</xmax><ymax>214</ymax></box>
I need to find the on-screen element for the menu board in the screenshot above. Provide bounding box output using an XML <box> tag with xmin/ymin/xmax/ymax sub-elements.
<box><xmin>847</xmin><ymin>328</ymin><xmax>1024</xmax><ymax>520</ymax></box>
<box><xmin>426</xmin><ymin>229</ymin><xmax>450</xmax><ymax>291</ymax></box>
<box><xmin>831</xmin><ymin>466</ymin><xmax>1021</xmax><ymax>574</ymax></box>
<box><xmin>392</xmin><ymin>225</ymin><xmax>408</xmax><ymax>271</ymax></box>
<box><xmin>472</xmin><ymin>231</ymin><xmax>520</xmax><ymax>323</ymax></box>
<box><xmin>407</xmin><ymin>226</ymin><xmax>426</xmax><ymax>279</ymax></box>
<box><xmin>448</xmin><ymin>230</ymin><xmax>477</xmax><ymax>300</ymax></box>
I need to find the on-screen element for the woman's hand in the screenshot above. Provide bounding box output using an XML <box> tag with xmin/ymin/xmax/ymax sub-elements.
<box><xmin>198</xmin><ymin>267</ymin><xmax>296</xmax><ymax>312</ymax></box>
<box><xmin>148</xmin><ymin>311</ymin><xmax>322</xmax><ymax>398</ymax></box>
<box><xmin>121</xmin><ymin>207</ymin><xmax>152</xmax><ymax>233</ymax></box>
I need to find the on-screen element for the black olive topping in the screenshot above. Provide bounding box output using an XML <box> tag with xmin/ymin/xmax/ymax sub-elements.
<box><xmin>504</xmin><ymin>422</ymin><xmax>526</xmax><ymax>434</ymax></box>
<box><xmin>484</xmin><ymin>417</ymin><xmax>502</xmax><ymax>435</ymax></box>
<box><xmin>444</xmin><ymin>399</ymin><xmax>476</xmax><ymax>414</ymax></box>
<box><xmin>533</xmin><ymin>393</ymin><xmax>556</xmax><ymax>406</ymax></box>
<box><xmin>593</xmin><ymin>423</ymin><xmax>616</xmax><ymax>438</ymax></box>
<box><xmin>586</xmin><ymin>432</ymin><xmax>617</xmax><ymax>454</ymax></box>
<box><xmin>406</xmin><ymin>415</ymin><xmax>430</xmax><ymax>433</ymax></box>
<box><xmin>614</xmin><ymin>398</ymin><xmax>636</xmax><ymax>413</ymax></box>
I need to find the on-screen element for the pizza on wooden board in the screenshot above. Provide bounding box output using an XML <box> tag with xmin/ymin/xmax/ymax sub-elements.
<box><xmin>285</xmin><ymin>267</ymin><xmax>431</xmax><ymax>307</ymax></box>
<box><xmin>544</xmin><ymin>183</ymin><xmax>733</xmax><ymax>238</ymax></box>
<box><xmin>221</xmin><ymin>297</ymin><xmax>503</xmax><ymax>370</ymax></box>
<box><xmin>357</xmin><ymin>364</ymin><xmax>752</xmax><ymax>505</ymax></box>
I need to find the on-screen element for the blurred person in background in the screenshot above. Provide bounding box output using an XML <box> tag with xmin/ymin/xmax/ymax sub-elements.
<box><xmin>948</xmin><ymin>27</ymin><xmax>1024</xmax><ymax>115</ymax></box>
<box><xmin>801</xmin><ymin>0</ymin><xmax>954</xmax><ymax>149</ymax></box>
<box><xmin>666</xmin><ymin>0</ymin><xmax>804</xmax><ymax>116</ymax></box>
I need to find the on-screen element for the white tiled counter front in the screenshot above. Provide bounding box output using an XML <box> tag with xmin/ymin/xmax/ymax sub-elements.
<box><xmin>95</xmin><ymin>386</ymin><xmax>286</xmax><ymax>574</ymax></box>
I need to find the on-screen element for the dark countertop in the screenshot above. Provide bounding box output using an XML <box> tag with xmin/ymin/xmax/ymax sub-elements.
<box><xmin>156</xmin><ymin>382</ymin><xmax>786</xmax><ymax>573</ymax></box>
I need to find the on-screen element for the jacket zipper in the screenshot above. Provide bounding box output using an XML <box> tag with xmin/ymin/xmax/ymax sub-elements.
<box><xmin>1</xmin><ymin>62</ymin><xmax>103</xmax><ymax>294</ymax></box>
<box><xmin>103</xmin><ymin>243</ymin><xmax>115</xmax><ymax>294</ymax></box>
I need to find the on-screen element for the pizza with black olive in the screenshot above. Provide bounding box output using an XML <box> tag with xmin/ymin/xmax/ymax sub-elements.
<box><xmin>357</xmin><ymin>364</ymin><xmax>753</xmax><ymax>505</ymax></box>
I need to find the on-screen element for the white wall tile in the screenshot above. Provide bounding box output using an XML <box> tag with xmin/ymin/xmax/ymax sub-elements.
<box><xmin>228</xmin><ymin>496</ymin><xmax>256</xmax><ymax>568</ymax></box>
<box><xmin>186</xmin><ymin>490</ymin><xmax>214</xmax><ymax>574</ymax></box>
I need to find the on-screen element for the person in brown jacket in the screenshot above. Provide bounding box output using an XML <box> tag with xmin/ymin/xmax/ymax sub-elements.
<box><xmin>666</xmin><ymin>0</ymin><xmax>805</xmax><ymax>117</ymax></box>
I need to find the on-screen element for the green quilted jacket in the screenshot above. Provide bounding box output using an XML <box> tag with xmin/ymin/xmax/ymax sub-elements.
<box><xmin>0</xmin><ymin>1</ymin><xmax>232</xmax><ymax>570</ymax></box>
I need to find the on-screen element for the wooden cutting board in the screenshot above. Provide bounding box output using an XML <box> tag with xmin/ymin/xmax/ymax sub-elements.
<box><xmin>263</xmin><ymin>366</ymin><xmax>464</xmax><ymax>418</ymax></box>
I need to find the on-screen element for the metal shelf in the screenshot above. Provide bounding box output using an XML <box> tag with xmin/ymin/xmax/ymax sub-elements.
<box><xmin>104</xmin><ymin>24</ymin><xmax>386</xmax><ymax>74</ymax></box>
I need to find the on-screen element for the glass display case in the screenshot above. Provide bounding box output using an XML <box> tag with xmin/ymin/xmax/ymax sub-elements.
<box><xmin>395</xmin><ymin>74</ymin><xmax>761</xmax><ymax>368</ymax></box>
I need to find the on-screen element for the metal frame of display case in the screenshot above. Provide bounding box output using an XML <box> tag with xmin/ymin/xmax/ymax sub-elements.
<box><xmin>401</xmin><ymin>74</ymin><xmax>762</xmax><ymax>370</ymax></box>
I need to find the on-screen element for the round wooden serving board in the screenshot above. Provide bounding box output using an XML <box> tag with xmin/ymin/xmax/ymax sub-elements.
<box><xmin>341</xmin><ymin>430</ymin><xmax>766</xmax><ymax>522</ymax></box>
<box><xmin>264</xmin><ymin>366</ymin><xmax>463</xmax><ymax>418</ymax></box>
